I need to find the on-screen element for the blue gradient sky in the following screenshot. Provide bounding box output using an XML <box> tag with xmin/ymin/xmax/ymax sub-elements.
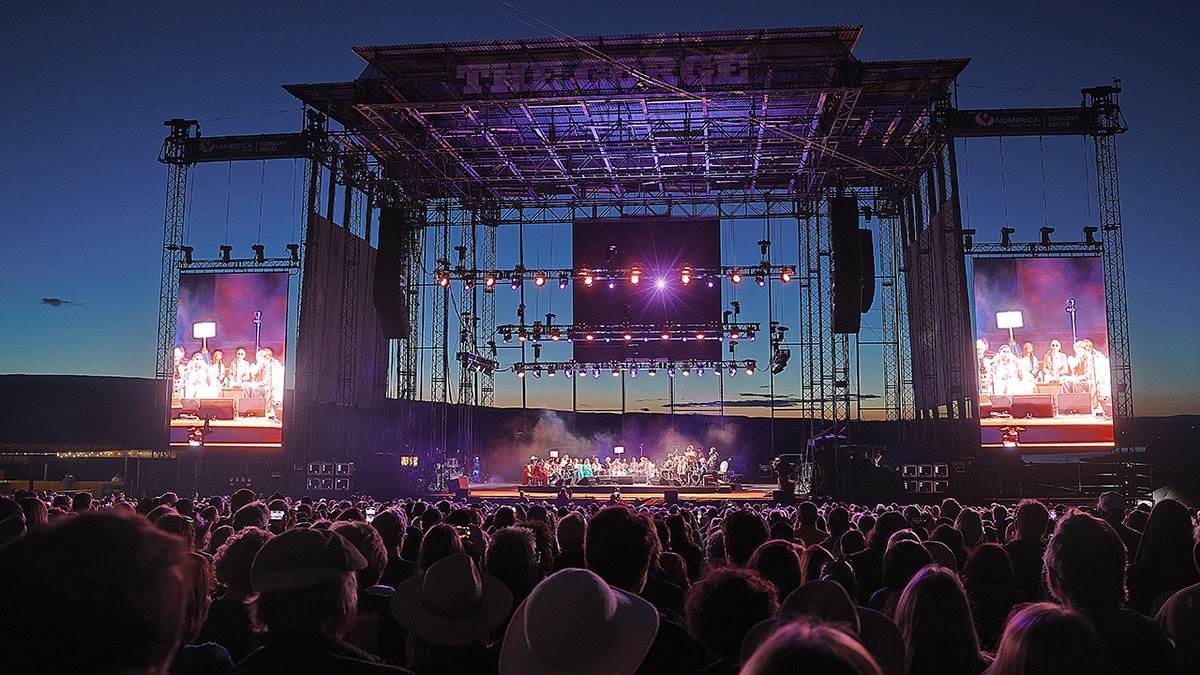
<box><xmin>2</xmin><ymin>1</ymin><xmax>1197</xmax><ymax>416</ymax></box>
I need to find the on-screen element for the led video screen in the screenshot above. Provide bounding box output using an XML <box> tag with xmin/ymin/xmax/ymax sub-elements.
<box><xmin>972</xmin><ymin>257</ymin><xmax>1113</xmax><ymax>450</ymax></box>
<box><xmin>573</xmin><ymin>218</ymin><xmax>721</xmax><ymax>363</ymax></box>
<box><xmin>170</xmin><ymin>272</ymin><xmax>289</xmax><ymax>448</ymax></box>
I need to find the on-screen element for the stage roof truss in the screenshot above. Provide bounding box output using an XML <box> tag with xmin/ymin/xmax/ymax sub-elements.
<box><xmin>285</xmin><ymin>27</ymin><xmax>967</xmax><ymax>211</ymax></box>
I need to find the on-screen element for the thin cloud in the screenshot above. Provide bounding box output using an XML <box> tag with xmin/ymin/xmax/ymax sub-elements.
<box><xmin>41</xmin><ymin>297</ymin><xmax>84</xmax><ymax>308</ymax></box>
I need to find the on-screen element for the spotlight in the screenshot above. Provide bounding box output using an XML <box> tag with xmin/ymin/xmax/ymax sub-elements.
<box><xmin>564</xmin><ymin>368</ymin><xmax>573</xmax><ymax>379</ymax></box>
<box><xmin>681</xmin><ymin>266</ymin><xmax>691</xmax><ymax>285</ymax></box>
<box><xmin>518</xmin><ymin>330</ymin><xmax>527</xmax><ymax>342</ymax></box>
<box><xmin>612</xmin><ymin>367</ymin><xmax>620</xmax><ymax>377</ymax></box>
<box><xmin>648</xmin><ymin>367</ymin><xmax>657</xmax><ymax>376</ymax></box>
<box><xmin>668</xmin><ymin>367</ymin><xmax>676</xmax><ymax>378</ymax></box>
<box><xmin>502</xmin><ymin>329</ymin><xmax>512</xmax><ymax>343</ymax></box>
<box><xmin>1000</xmin><ymin>227</ymin><xmax>1015</xmax><ymax>247</ymax></box>
<box><xmin>729</xmin><ymin>366</ymin><xmax>737</xmax><ymax>377</ymax></box>
<box><xmin>219</xmin><ymin>245</ymin><xmax>232</xmax><ymax>263</ymax></box>
<box><xmin>181</xmin><ymin>245</ymin><xmax>194</xmax><ymax>264</ymax></box>
<box><xmin>780</xmin><ymin>267</ymin><xmax>793</xmax><ymax>283</ymax></box>
<box><xmin>583</xmin><ymin>270</ymin><xmax>594</xmax><ymax>286</ymax></box>
<box><xmin>746</xmin><ymin>327</ymin><xmax>756</xmax><ymax>341</ymax></box>
<box><xmin>485</xmin><ymin>273</ymin><xmax>496</xmax><ymax>288</ymax></box>
<box><xmin>437</xmin><ymin>271</ymin><xmax>450</xmax><ymax>287</ymax></box>
<box><xmin>730</xmin><ymin>268</ymin><xmax>742</xmax><ymax>284</ymax></box>
<box><xmin>961</xmin><ymin>228</ymin><xmax>976</xmax><ymax>249</ymax></box>
<box><xmin>592</xmin><ymin>368</ymin><xmax>601</xmax><ymax>379</ymax></box>
<box><xmin>532</xmin><ymin>369</ymin><xmax>541</xmax><ymax>379</ymax></box>
<box><xmin>695</xmin><ymin>332</ymin><xmax>705</xmax><ymax>341</ymax></box>
<box><xmin>252</xmin><ymin>244</ymin><xmax>265</xmax><ymax>263</ymax></box>
<box><xmin>548</xmin><ymin>366</ymin><xmax>556</xmax><ymax>377</ymax></box>
<box><xmin>512</xmin><ymin>274</ymin><xmax>522</xmax><ymax>290</ymax></box>
<box><xmin>682</xmin><ymin>366</ymin><xmax>690</xmax><ymax>376</ymax></box>
<box><xmin>754</xmin><ymin>269</ymin><xmax>766</xmax><ymax>286</ymax></box>
<box><xmin>559</xmin><ymin>273</ymin><xmax>569</xmax><ymax>289</ymax></box>
<box><xmin>706</xmin><ymin>277</ymin><xmax>715</xmax><ymax>288</ymax></box>
<box><xmin>770</xmin><ymin>349</ymin><xmax>791</xmax><ymax>375</ymax></box>
<box><xmin>585</xmin><ymin>332</ymin><xmax>595</xmax><ymax>341</ymax></box>
<box><xmin>746</xmin><ymin>361</ymin><xmax>756</xmax><ymax>375</ymax></box>
<box><xmin>516</xmin><ymin>365</ymin><xmax>526</xmax><ymax>378</ymax></box>
<box><xmin>286</xmin><ymin>243</ymin><xmax>300</xmax><ymax>262</ymax></box>
<box><xmin>630</xmin><ymin>267</ymin><xmax>640</xmax><ymax>285</ymax></box>
<box><xmin>534</xmin><ymin>271</ymin><xmax>546</xmax><ymax>287</ymax></box>
<box><xmin>607</xmin><ymin>279</ymin><xmax>616</xmax><ymax>290</ymax></box>
<box><xmin>697</xmin><ymin>367</ymin><xmax>704</xmax><ymax>378</ymax></box>
<box><xmin>187</xmin><ymin>426</ymin><xmax>205</xmax><ymax>447</ymax></box>
<box><xmin>1083</xmin><ymin>226</ymin><xmax>1099</xmax><ymax>244</ymax></box>
<box><xmin>630</xmin><ymin>367</ymin><xmax>638</xmax><ymax>378</ymax></box>
<box><xmin>464</xmin><ymin>274</ymin><xmax>475</xmax><ymax>290</ymax></box>
<box><xmin>623</xmin><ymin>331</ymin><xmax>632</xmax><ymax>341</ymax></box>
<box><xmin>655</xmin><ymin>278</ymin><xmax>666</xmax><ymax>289</ymax></box>
<box><xmin>660</xmin><ymin>329</ymin><xmax>670</xmax><ymax>340</ymax></box>
<box><xmin>1040</xmin><ymin>227</ymin><xmax>1055</xmax><ymax>246</ymax></box>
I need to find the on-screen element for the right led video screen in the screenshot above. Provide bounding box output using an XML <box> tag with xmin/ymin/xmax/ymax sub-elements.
<box><xmin>972</xmin><ymin>256</ymin><xmax>1114</xmax><ymax>450</ymax></box>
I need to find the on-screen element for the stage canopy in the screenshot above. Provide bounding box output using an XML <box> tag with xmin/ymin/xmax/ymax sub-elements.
<box><xmin>285</xmin><ymin>26</ymin><xmax>968</xmax><ymax>205</ymax></box>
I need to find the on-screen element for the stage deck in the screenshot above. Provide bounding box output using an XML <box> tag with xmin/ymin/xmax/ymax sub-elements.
<box><xmin>466</xmin><ymin>482</ymin><xmax>779</xmax><ymax>503</ymax></box>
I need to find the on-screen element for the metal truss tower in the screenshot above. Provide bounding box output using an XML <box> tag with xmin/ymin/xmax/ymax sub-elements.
<box><xmin>1086</xmin><ymin>86</ymin><xmax>1133</xmax><ymax>420</ymax></box>
<box><xmin>156</xmin><ymin>120</ymin><xmax>198</xmax><ymax>383</ymax></box>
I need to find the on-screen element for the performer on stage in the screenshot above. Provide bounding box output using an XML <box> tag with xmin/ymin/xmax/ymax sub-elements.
<box><xmin>1042</xmin><ymin>339</ymin><xmax>1070</xmax><ymax>384</ymax></box>
<box><xmin>226</xmin><ymin>347</ymin><xmax>254</xmax><ymax>387</ymax></box>
<box><xmin>1016</xmin><ymin>342</ymin><xmax>1040</xmax><ymax>392</ymax></box>
<box><xmin>989</xmin><ymin>343</ymin><xmax>1024</xmax><ymax>395</ymax></box>
<box><xmin>976</xmin><ymin>339</ymin><xmax>994</xmax><ymax>394</ymax></box>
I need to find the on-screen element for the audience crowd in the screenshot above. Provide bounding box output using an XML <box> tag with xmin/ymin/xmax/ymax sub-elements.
<box><xmin>0</xmin><ymin>485</ymin><xmax>1196</xmax><ymax>674</ymax></box>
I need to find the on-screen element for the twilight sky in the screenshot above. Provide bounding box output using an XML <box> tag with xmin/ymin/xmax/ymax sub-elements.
<box><xmin>1</xmin><ymin>0</ymin><xmax>1197</xmax><ymax>416</ymax></box>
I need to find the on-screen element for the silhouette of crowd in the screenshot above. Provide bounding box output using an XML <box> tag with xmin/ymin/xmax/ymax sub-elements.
<box><xmin>0</xmin><ymin>486</ymin><xmax>1196</xmax><ymax>674</ymax></box>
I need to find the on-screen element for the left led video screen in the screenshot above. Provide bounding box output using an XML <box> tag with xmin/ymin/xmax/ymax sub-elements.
<box><xmin>170</xmin><ymin>272</ymin><xmax>289</xmax><ymax>448</ymax></box>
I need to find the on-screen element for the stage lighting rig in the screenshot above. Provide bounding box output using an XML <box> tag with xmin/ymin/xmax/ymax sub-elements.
<box><xmin>457</xmin><ymin>351</ymin><xmax>500</xmax><ymax>376</ymax></box>
<box><xmin>1000</xmin><ymin>227</ymin><xmax>1015</xmax><ymax>247</ymax></box>
<box><xmin>220</xmin><ymin>245</ymin><xmax>233</xmax><ymax>263</ymax></box>
<box><xmin>1083</xmin><ymin>226</ymin><xmax>1099</xmax><ymax>244</ymax></box>
<box><xmin>770</xmin><ymin>348</ymin><xmax>791</xmax><ymax>374</ymax></box>
<box><xmin>1039</xmin><ymin>227</ymin><xmax>1055</xmax><ymax>245</ymax></box>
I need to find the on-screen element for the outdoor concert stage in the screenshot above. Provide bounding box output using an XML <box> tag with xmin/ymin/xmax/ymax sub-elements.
<box><xmin>466</xmin><ymin>481</ymin><xmax>779</xmax><ymax>503</ymax></box>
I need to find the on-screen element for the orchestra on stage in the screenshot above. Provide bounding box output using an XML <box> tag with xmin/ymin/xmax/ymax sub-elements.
<box><xmin>521</xmin><ymin>444</ymin><xmax>731</xmax><ymax>488</ymax></box>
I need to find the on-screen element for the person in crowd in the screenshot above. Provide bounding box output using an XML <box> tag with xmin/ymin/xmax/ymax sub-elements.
<box><xmin>794</xmin><ymin>501</ymin><xmax>828</xmax><ymax>546</ymax></box>
<box><xmin>684</xmin><ymin>566</ymin><xmax>781</xmax><ymax>674</ymax></box>
<box><xmin>0</xmin><ymin>511</ymin><xmax>192</xmax><ymax>674</ymax></box>
<box><xmin>984</xmin><ymin>602</ymin><xmax>1114</xmax><ymax>675</ymax></box>
<box><xmin>331</xmin><ymin>519</ymin><xmax>405</xmax><ymax>664</ymax></box>
<box><xmin>486</xmin><ymin>526</ymin><xmax>544</xmax><ymax>626</ymax></box>
<box><xmin>551</xmin><ymin>510</ymin><xmax>586</xmax><ymax>572</ymax></box>
<box><xmin>1156</xmin><ymin>538</ymin><xmax>1200</xmax><ymax>673</ymax></box>
<box><xmin>722</xmin><ymin>508</ymin><xmax>771</xmax><ymax>567</ymax></box>
<box><xmin>849</xmin><ymin>511</ymin><xmax>907</xmax><ymax>604</ymax></box>
<box><xmin>585</xmin><ymin>505</ymin><xmax>705</xmax><ymax>674</ymax></box>
<box><xmin>1042</xmin><ymin>511</ymin><xmax>1178</xmax><ymax>672</ymax></box>
<box><xmin>18</xmin><ymin>495</ymin><xmax>48</xmax><ymax>530</ymax></box>
<box><xmin>232</xmin><ymin>527</ymin><xmax>413</xmax><ymax>674</ymax></box>
<box><xmin>820</xmin><ymin>505</ymin><xmax>852</xmax><ymax>557</ymax></box>
<box><xmin>962</xmin><ymin>543</ymin><xmax>1017</xmax><ymax>651</ymax></box>
<box><xmin>171</xmin><ymin>552</ymin><xmax>234</xmax><ymax>674</ymax></box>
<box><xmin>500</xmin><ymin>568</ymin><xmax>657</xmax><ymax>675</ymax></box>
<box><xmin>895</xmin><ymin>565</ymin><xmax>991</xmax><ymax>674</ymax></box>
<box><xmin>748</xmin><ymin>539</ymin><xmax>804</xmax><ymax>603</ymax></box>
<box><xmin>1005</xmin><ymin>499</ymin><xmax>1050</xmax><ymax>603</ymax></box>
<box><xmin>666</xmin><ymin>513</ymin><xmax>705</xmax><ymax>580</ymax></box>
<box><xmin>740</xmin><ymin>618</ymin><xmax>883</xmax><ymax>675</ymax></box>
<box><xmin>1095</xmin><ymin>491</ymin><xmax>1142</xmax><ymax>562</ymax></box>
<box><xmin>391</xmin><ymin>553</ymin><xmax>512</xmax><ymax>675</ymax></box>
<box><xmin>200</xmin><ymin>526</ymin><xmax>272</xmax><ymax>663</ymax></box>
<box><xmin>1125</xmin><ymin>498</ymin><xmax>1200</xmax><ymax>616</ymax></box>
<box><xmin>417</xmin><ymin>523</ymin><xmax>467</xmax><ymax>571</ymax></box>
<box><xmin>868</xmin><ymin>539</ymin><xmax>932</xmax><ymax>620</ymax></box>
<box><xmin>372</xmin><ymin>509</ymin><xmax>419</xmax><ymax>588</ymax></box>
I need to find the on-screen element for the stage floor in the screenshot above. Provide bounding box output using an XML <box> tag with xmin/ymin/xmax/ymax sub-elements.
<box><xmin>466</xmin><ymin>481</ymin><xmax>780</xmax><ymax>503</ymax></box>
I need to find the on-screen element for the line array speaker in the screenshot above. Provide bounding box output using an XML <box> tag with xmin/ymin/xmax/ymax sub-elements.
<box><xmin>830</xmin><ymin>196</ymin><xmax>861</xmax><ymax>333</ymax></box>
<box><xmin>373</xmin><ymin>207</ymin><xmax>413</xmax><ymax>339</ymax></box>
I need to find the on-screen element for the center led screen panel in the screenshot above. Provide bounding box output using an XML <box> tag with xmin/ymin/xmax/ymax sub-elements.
<box><xmin>573</xmin><ymin>218</ymin><xmax>721</xmax><ymax>363</ymax></box>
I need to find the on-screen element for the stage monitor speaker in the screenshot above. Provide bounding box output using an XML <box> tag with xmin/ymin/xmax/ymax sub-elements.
<box><xmin>373</xmin><ymin>207</ymin><xmax>414</xmax><ymax>339</ymax></box>
<box><xmin>199</xmin><ymin>398</ymin><xmax>235</xmax><ymax>421</ymax></box>
<box><xmin>664</xmin><ymin>489</ymin><xmax>678</xmax><ymax>504</ymax></box>
<box><xmin>177</xmin><ymin>398</ymin><xmax>201</xmax><ymax>419</ymax></box>
<box><xmin>829</xmin><ymin>196</ymin><xmax>862</xmax><ymax>333</ymax></box>
<box><xmin>456</xmin><ymin>476</ymin><xmax>469</xmax><ymax>490</ymax></box>
<box><xmin>632</xmin><ymin>472</ymin><xmax>647</xmax><ymax>484</ymax></box>
<box><xmin>616</xmin><ymin>475</ymin><xmax>635</xmax><ymax>486</ymax></box>
<box><xmin>772</xmin><ymin>489</ymin><xmax>797</xmax><ymax>505</ymax></box>
<box><xmin>859</xmin><ymin>228</ymin><xmax>876</xmax><ymax>313</ymax></box>
<box><xmin>1056</xmin><ymin>392</ymin><xmax>1093</xmax><ymax>415</ymax></box>
<box><xmin>715</xmin><ymin>485</ymin><xmax>732</xmax><ymax>494</ymax></box>
<box><xmin>989</xmin><ymin>395</ymin><xmax>1012</xmax><ymax>413</ymax></box>
<box><xmin>1012</xmin><ymin>394</ymin><xmax>1054</xmax><ymax>419</ymax></box>
<box><xmin>237</xmin><ymin>397</ymin><xmax>267</xmax><ymax>417</ymax></box>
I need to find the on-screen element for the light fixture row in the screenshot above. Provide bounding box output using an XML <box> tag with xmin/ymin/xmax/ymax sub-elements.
<box><xmin>511</xmin><ymin>359</ymin><xmax>758</xmax><ymax>379</ymax></box>
<box><xmin>433</xmin><ymin>263</ymin><xmax>797</xmax><ymax>290</ymax></box>
<box><xmin>496</xmin><ymin>321</ymin><xmax>762</xmax><ymax>344</ymax></box>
